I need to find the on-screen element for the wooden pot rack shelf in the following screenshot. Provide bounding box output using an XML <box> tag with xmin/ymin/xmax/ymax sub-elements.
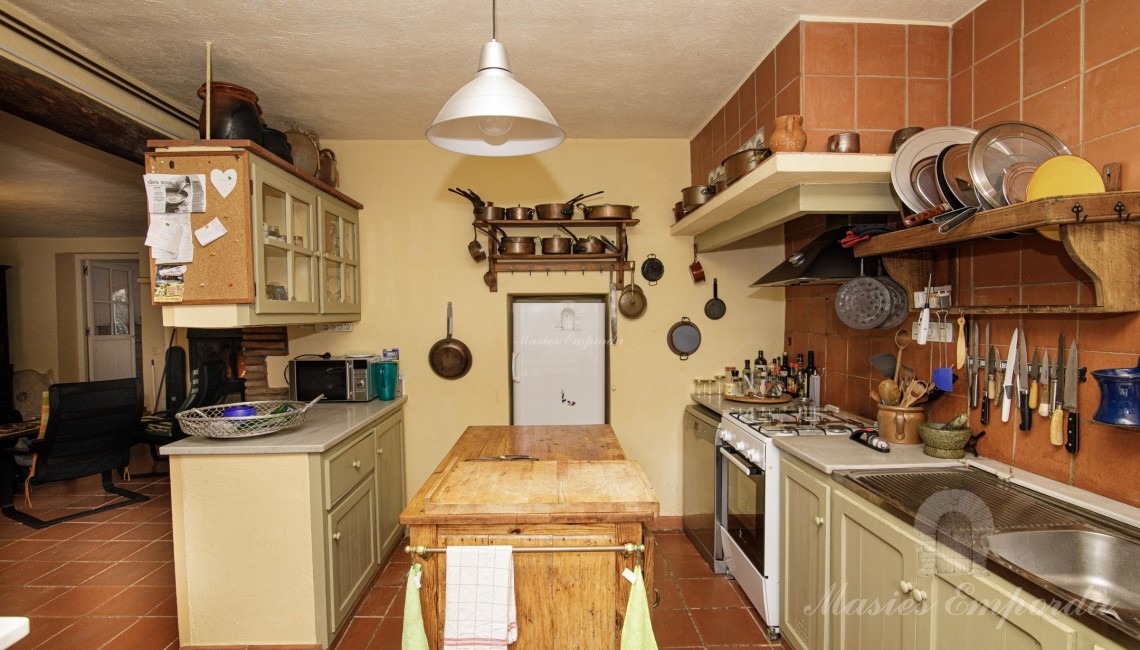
<box><xmin>853</xmin><ymin>190</ymin><xmax>1140</xmax><ymax>314</ymax></box>
<box><xmin>471</xmin><ymin>218</ymin><xmax>639</xmax><ymax>292</ymax></box>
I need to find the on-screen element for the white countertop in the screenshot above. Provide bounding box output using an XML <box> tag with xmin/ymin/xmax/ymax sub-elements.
<box><xmin>160</xmin><ymin>397</ymin><xmax>406</xmax><ymax>456</ymax></box>
<box><xmin>774</xmin><ymin>435</ymin><xmax>963</xmax><ymax>474</ymax></box>
<box><xmin>0</xmin><ymin>618</ymin><xmax>28</xmax><ymax>649</ymax></box>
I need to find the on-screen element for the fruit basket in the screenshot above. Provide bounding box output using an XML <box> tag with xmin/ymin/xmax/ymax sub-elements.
<box><xmin>176</xmin><ymin>395</ymin><xmax>323</xmax><ymax>439</ymax></box>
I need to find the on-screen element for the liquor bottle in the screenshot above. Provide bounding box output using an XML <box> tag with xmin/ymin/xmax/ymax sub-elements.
<box><xmin>804</xmin><ymin>350</ymin><xmax>818</xmax><ymax>401</ymax></box>
<box><xmin>756</xmin><ymin>349</ymin><xmax>767</xmax><ymax>369</ymax></box>
<box><xmin>786</xmin><ymin>362</ymin><xmax>799</xmax><ymax>396</ymax></box>
<box><xmin>742</xmin><ymin>360</ymin><xmax>753</xmax><ymax>393</ymax></box>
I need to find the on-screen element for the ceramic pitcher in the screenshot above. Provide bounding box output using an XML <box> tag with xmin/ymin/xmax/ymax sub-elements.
<box><xmin>769</xmin><ymin>115</ymin><xmax>807</xmax><ymax>152</ymax></box>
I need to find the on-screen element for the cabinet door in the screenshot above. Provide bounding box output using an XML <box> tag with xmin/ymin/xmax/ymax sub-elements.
<box><xmin>376</xmin><ymin>412</ymin><xmax>406</xmax><ymax>558</ymax></box>
<box><xmin>830</xmin><ymin>491</ymin><xmax>930</xmax><ymax>650</ymax></box>
<box><xmin>327</xmin><ymin>477</ymin><xmax>379</xmax><ymax>630</ymax></box>
<box><xmin>319</xmin><ymin>196</ymin><xmax>360</xmax><ymax>314</ymax></box>
<box><xmin>252</xmin><ymin>161</ymin><xmax>320</xmax><ymax>314</ymax></box>
<box><xmin>930</xmin><ymin>571</ymin><xmax>1078</xmax><ymax>649</ymax></box>
<box><xmin>782</xmin><ymin>459</ymin><xmax>830</xmax><ymax>650</ymax></box>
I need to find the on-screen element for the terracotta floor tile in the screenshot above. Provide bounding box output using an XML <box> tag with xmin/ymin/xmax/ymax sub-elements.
<box><xmin>27</xmin><ymin>540</ymin><xmax>105</xmax><ymax>563</ymax></box>
<box><xmin>89</xmin><ymin>585</ymin><xmax>176</xmax><ymax>616</ymax></box>
<box><xmin>652</xmin><ymin>609</ymin><xmax>703</xmax><ymax>647</ymax></box>
<box><xmin>37</xmin><ymin>615</ymin><xmax>133</xmax><ymax>649</ymax></box>
<box><xmin>8</xmin><ymin>616</ymin><xmax>76</xmax><ymax>650</ymax></box>
<box><xmin>655</xmin><ymin>576</ymin><xmax>685</xmax><ymax>610</ymax></box>
<box><xmin>667</xmin><ymin>554</ymin><xmax>716</xmax><ymax>579</ymax></box>
<box><xmin>0</xmin><ymin>585</ymin><xmax>69</xmax><ymax>611</ymax></box>
<box><xmin>147</xmin><ymin>592</ymin><xmax>179</xmax><ymax>616</ymax></box>
<box><xmin>677</xmin><ymin>577</ymin><xmax>745</xmax><ymax>609</ymax></box>
<box><xmin>367</xmin><ymin>617</ymin><xmax>404</xmax><ymax>649</ymax></box>
<box><xmin>0</xmin><ymin>560</ymin><xmax>58</xmax><ymax>585</ymax></box>
<box><xmin>691</xmin><ymin>607</ymin><xmax>766</xmax><ymax>645</ymax></box>
<box><xmin>69</xmin><ymin>522</ymin><xmax>141</xmax><ymax>541</ymax></box>
<box><xmin>24</xmin><ymin>522</ymin><xmax>89</xmax><ymax>541</ymax></box>
<box><xmin>30</xmin><ymin>585</ymin><xmax>127</xmax><ymax>617</ymax></box>
<box><xmin>100</xmin><ymin>615</ymin><xmax>179</xmax><ymax>650</ymax></box>
<box><xmin>116</xmin><ymin>523</ymin><xmax>171</xmax><ymax>542</ymax></box>
<box><xmin>387</xmin><ymin>585</ymin><xmax>406</xmax><ymax>617</ymax></box>
<box><xmin>655</xmin><ymin>533</ymin><xmax>701</xmax><ymax>556</ymax></box>
<box><xmin>83</xmin><ymin>560</ymin><xmax>166</xmax><ymax>586</ymax></box>
<box><xmin>2</xmin><ymin>539</ymin><xmax>62</xmax><ymax>560</ymax></box>
<box><xmin>134</xmin><ymin>561</ymin><xmax>175</xmax><ymax>586</ymax></box>
<box><xmin>108</xmin><ymin>507</ymin><xmax>169</xmax><ymax>524</ymax></box>
<box><xmin>355</xmin><ymin>586</ymin><xmax>398</xmax><ymax>616</ymax></box>
<box><xmin>333</xmin><ymin>616</ymin><xmax>381</xmax><ymax>649</ymax></box>
<box><xmin>29</xmin><ymin>561</ymin><xmax>113</xmax><ymax>586</ymax></box>
<box><xmin>374</xmin><ymin>561</ymin><xmax>407</xmax><ymax>587</ymax></box>
<box><xmin>124</xmin><ymin>540</ymin><xmax>174</xmax><ymax>562</ymax></box>
<box><xmin>76</xmin><ymin>540</ymin><xmax>152</xmax><ymax>562</ymax></box>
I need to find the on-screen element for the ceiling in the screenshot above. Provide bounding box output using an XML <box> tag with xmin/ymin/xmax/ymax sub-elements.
<box><xmin>1</xmin><ymin>0</ymin><xmax>980</xmax><ymax>238</ymax></box>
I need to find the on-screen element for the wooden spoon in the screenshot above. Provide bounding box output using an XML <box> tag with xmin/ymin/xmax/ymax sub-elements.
<box><xmin>878</xmin><ymin>379</ymin><xmax>901</xmax><ymax>406</ymax></box>
<box><xmin>901</xmin><ymin>380</ymin><xmax>929</xmax><ymax>408</ymax></box>
<box><xmin>893</xmin><ymin>328</ymin><xmax>912</xmax><ymax>384</ymax></box>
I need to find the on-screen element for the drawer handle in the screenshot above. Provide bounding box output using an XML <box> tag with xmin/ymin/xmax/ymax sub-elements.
<box><xmin>898</xmin><ymin>580</ymin><xmax>913</xmax><ymax>594</ymax></box>
<box><xmin>377</xmin><ymin>448</ymin><xmax>384</xmax><ymax>455</ymax></box>
<box><xmin>911</xmin><ymin>589</ymin><xmax>927</xmax><ymax>603</ymax></box>
<box><xmin>332</xmin><ymin>532</ymin><xmax>341</xmax><ymax>541</ymax></box>
<box><xmin>652</xmin><ymin>588</ymin><xmax>661</xmax><ymax>608</ymax></box>
<box><xmin>814</xmin><ymin>516</ymin><xmax>824</xmax><ymax>526</ymax></box>
<box><xmin>352</xmin><ymin>460</ymin><xmax>362</xmax><ymax>469</ymax></box>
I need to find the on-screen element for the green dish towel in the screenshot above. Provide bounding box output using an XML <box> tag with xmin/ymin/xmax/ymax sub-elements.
<box><xmin>621</xmin><ymin>565</ymin><xmax>659</xmax><ymax>650</ymax></box>
<box><xmin>403</xmin><ymin>564</ymin><xmax>430</xmax><ymax>650</ymax></box>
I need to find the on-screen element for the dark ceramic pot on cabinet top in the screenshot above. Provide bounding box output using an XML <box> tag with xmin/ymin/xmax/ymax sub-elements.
<box><xmin>198</xmin><ymin>82</ymin><xmax>264</xmax><ymax>144</ymax></box>
<box><xmin>261</xmin><ymin>127</ymin><xmax>293</xmax><ymax>163</ymax></box>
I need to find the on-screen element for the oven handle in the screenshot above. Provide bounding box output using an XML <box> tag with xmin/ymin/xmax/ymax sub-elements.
<box><xmin>719</xmin><ymin>446</ymin><xmax>763</xmax><ymax>476</ymax></box>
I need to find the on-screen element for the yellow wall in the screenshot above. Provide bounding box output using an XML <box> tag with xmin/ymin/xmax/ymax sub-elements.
<box><xmin>279</xmin><ymin>139</ymin><xmax>787</xmax><ymax>516</ymax></box>
<box><xmin>0</xmin><ymin>237</ymin><xmax>167</xmax><ymax>409</ymax></box>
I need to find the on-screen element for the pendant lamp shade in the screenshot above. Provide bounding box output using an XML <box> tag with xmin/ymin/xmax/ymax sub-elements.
<box><xmin>426</xmin><ymin>40</ymin><xmax>564</xmax><ymax>156</ymax></box>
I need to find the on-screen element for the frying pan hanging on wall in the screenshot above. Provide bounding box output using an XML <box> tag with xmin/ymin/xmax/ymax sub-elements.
<box><xmin>428</xmin><ymin>302</ymin><xmax>472</xmax><ymax>379</ymax></box>
<box><xmin>667</xmin><ymin>317</ymin><xmax>701</xmax><ymax>360</ymax></box>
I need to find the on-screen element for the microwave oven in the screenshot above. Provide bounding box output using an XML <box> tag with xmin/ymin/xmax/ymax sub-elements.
<box><xmin>290</xmin><ymin>356</ymin><xmax>377</xmax><ymax>402</ymax></box>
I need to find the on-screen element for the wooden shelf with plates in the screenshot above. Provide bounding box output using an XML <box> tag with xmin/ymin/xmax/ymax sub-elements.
<box><xmin>669</xmin><ymin>152</ymin><xmax>896</xmax><ymax>251</ymax></box>
<box><xmin>853</xmin><ymin>190</ymin><xmax>1140</xmax><ymax>314</ymax></box>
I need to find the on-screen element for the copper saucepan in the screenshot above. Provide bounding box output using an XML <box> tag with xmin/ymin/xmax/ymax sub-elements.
<box><xmin>579</xmin><ymin>203</ymin><xmax>638</xmax><ymax>220</ymax></box>
<box><xmin>690</xmin><ymin>243</ymin><xmax>705</xmax><ymax>283</ymax></box>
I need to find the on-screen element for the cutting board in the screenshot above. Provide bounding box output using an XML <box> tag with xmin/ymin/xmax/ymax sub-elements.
<box><xmin>424</xmin><ymin>459</ymin><xmax>658</xmax><ymax>516</ymax></box>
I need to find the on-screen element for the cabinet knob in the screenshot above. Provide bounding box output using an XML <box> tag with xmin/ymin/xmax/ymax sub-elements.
<box><xmin>377</xmin><ymin>448</ymin><xmax>384</xmax><ymax>455</ymax></box>
<box><xmin>898</xmin><ymin>580</ymin><xmax>913</xmax><ymax>594</ymax></box>
<box><xmin>814</xmin><ymin>516</ymin><xmax>825</xmax><ymax>526</ymax></box>
<box><xmin>332</xmin><ymin>532</ymin><xmax>341</xmax><ymax>541</ymax></box>
<box><xmin>352</xmin><ymin>459</ymin><xmax>361</xmax><ymax>469</ymax></box>
<box><xmin>911</xmin><ymin>589</ymin><xmax>927</xmax><ymax>603</ymax></box>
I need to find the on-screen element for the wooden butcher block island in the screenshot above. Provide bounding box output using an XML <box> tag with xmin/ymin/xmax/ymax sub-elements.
<box><xmin>400</xmin><ymin>424</ymin><xmax>660</xmax><ymax>649</ymax></box>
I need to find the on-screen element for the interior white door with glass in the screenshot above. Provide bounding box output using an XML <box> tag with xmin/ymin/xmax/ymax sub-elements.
<box><xmin>85</xmin><ymin>261</ymin><xmax>136</xmax><ymax>380</ymax></box>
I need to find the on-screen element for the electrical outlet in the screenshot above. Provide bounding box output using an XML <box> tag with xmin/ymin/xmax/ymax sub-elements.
<box><xmin>319</xmin><ymin>322</ymin><xmax>353</xmax><ymax>332</ymax></box>
<box><xmin>912</xmin><ymin>320</ymin><xmax>955</xmax><ymax>343</ymax></box>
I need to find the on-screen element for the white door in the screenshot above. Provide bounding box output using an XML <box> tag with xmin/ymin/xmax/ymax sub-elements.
<box><xmin>86</xmin><ymin>261</ymin><xmax>136</xmax><ymax>380</ymax></box>
<box><xmin>511</xmin><ymin>299</ymin><xmax>606</xmax><ymax>425</ymax></box>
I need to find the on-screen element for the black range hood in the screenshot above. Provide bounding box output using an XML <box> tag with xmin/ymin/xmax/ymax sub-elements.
<box><xmin>751</xmin><ymin>227</ymin><xmax>875</xmax><ymax>287</ymax></box>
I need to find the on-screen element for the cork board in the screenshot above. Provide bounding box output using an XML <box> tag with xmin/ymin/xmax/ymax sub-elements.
<box><xmin>145</xmin><ymin>150</ymin><xmax>255</xmax><ymax>304</ymax></box>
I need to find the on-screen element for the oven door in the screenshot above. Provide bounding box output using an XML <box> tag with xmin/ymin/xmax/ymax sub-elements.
<box><xmin>290</xmin><ymin>361</ymin><xmax>350</xmax><ymax>401</ymax></box>
<box><xmin>719</xmin><ymin>444</ymin><xmax>766</xmax><ymax>576</ymax></box>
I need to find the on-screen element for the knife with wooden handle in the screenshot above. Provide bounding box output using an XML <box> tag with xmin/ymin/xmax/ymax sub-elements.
<box><xmin>1017</xmin><ymin>333</ymin><xmax>1030</xmax><ymax>430</ymax></box>
<box><xmin>1064</xmin><ymin>340</ymin><xmax>1080</xmax><ymax>453</ymax></box>
<box><xmin>1002</xmin><ymin>329</ymin><xmax>1018</xmax><ymax>424</ymax></box>
<box><xmin>1038</xmin><ymin>350</ymin><xmax>1051</xmax><ymax>417</ymax></box>
<box><xmin>1050</xmin><ymin>333</ymin><xmax>1065</xmax><ymax>446</ymax></box>
<box><xmin>982</xmin><ymin>344</ymin><xmax>996</xmax><ymax>425</ymax></box>
<box><xmin>1027</xmin><ymin>346</ymin><xmax>1040</xmax><ymax>411</ymax></box>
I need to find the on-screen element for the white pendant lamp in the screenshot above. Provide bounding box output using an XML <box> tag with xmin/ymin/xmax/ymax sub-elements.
<box><xmin>426</xmin><ymin>0</ymin><xmax>564</xmax><ymax>156</ymax></box>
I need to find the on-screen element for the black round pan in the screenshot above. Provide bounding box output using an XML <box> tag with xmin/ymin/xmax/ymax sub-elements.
<box><xmin>666</xmin><ymin>317</ymin><xmax>701</xmax><ymax>360</ymax></box>
<box><xmin>429</xmin><ymin>302</ymin><xmax>472</xmax><ymax>379</ymax></box>
<box><xmin>704</xmin><ymin>278</ymin><xmax>726</xmax><ymax>320</ymax></box>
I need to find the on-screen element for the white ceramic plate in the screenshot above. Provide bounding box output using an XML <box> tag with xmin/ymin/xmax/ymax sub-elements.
<box><xmin>891</xmin><ymin>127</ymin><xmax>978</xmax><ymax>213</ymax></box>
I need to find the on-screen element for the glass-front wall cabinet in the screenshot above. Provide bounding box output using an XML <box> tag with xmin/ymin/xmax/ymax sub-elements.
<box><xmin>320</xmin><ymin>197</ymin><xmax>360</xmax><ymax>313</ymax></box>
<box><xmin>254</xmin><ymin>162</ymin><xmax>319</xmax><ymax>314</ymax></box>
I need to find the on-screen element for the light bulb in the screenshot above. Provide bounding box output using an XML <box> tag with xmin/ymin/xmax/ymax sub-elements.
<box><xmin>478</xmin><ymin>115</ymin><xmax>514</xmax><ymax>137</ymax></box>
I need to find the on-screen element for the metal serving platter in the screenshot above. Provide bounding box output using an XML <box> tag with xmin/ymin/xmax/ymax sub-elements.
<box><xmin>891</xmin><ymin>126</ymin><xmax>978</xmax><ymax>213</ymax></box>
<box><xmin>968</xmin><ymin>121</ymin><xmax>1071</xmax><ymax>209</ymax></box>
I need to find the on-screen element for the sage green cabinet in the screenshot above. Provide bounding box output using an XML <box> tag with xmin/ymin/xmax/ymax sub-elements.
<box><xmin>374</xmin><ymin>409</ymin><xmax>406</xmax><ymax>560</ymax></box>
<box><xmin>930</xmin><ymin>571</ymin><xmax>1077</xmax><ymax>649</ymax></box>
<box><xmin>782</xmin><ymin>457</ymin><xmax>832</xmax><ymax>650</ymax></box>
<box><xmin>327</xmin><ymin>476</ymin><xmax>378</xmax><ymax>628</ymax></box>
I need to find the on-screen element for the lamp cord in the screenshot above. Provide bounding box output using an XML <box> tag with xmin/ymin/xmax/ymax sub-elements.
<box><xmin>491</xmin><ymin>0</ymin><xmax>496</xmax><ymax>39</ymax></box>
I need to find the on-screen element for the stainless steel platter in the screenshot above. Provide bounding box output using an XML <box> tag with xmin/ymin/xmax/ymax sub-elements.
<box><xmin>891</xmin><ymin>126</ymin><xmax>978</xmax><ymax>213</ymax></box>
<box><xmin>967</xmin><ymin>121</ymin><xmax>1071</xmax><ymax>209</ymax></box>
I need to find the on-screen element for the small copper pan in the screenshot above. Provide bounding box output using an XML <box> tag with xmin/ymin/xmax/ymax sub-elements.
<box><xmin>690</xmin><ymin>243</ymin><xmax>705</xmax><ymax>283</ymax></box>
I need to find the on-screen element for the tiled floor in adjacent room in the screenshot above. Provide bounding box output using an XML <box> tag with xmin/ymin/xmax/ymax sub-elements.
<box><xmin>0</xmin><ymin>451</ymin><xmax>790</xmax><ymax>649</ymax></box>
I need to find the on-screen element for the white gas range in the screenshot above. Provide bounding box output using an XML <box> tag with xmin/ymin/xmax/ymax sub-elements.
<box><xmin>716</xmin><ymin>401</ymin><xmax>871</xmax><ymax>640</ymax></box>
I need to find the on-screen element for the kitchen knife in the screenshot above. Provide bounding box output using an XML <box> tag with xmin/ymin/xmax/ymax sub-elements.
<box><xmin>969</xmin><ymin>321</ymin><xmax>980</xmax><ymax>409</ymax></box>
<box><xmin>1050</xmin><ymin>333</ymin><xmax>1065</xmax><ymax>446</ymax></box>
<box><xmin>982</xmin><ymin>344</ymin><xmax>996</xmax><ymax>425</ymax></box>
<box><xmin>1028</xmin><ymin>346</ymin><xmax>1040</xmax><ymax>411</ymax></box>
<box><xmin>1017</xmin><ymin>333</ymin><xmax>1030</xmax><ymax>430</ymax></box>
<box><xmin>1064</xmin><ymin>340</ymin><xmax>1079</xmax><ymax>453</ymax></box>
<box><xmin>1038</xmin><ymin>350</ymin><xmax>1051</xmax><ymax>417</ymax></box>
<box><xmin>1002</xmin><ymin>329</ymin><xmax>1018</xmax><ymax>424</ymax></box>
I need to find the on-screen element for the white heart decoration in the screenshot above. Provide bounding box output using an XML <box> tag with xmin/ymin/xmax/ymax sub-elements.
<box><xmin>211</xmin><ymin>168</ymin><xmax>238</xmax><ymax>198</ymax></box>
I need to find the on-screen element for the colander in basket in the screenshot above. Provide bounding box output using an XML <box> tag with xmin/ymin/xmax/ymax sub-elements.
<box><xmin>176</xmin><ymin>395</ymin><xmax>324</xmax><ymax>439</ymax></box>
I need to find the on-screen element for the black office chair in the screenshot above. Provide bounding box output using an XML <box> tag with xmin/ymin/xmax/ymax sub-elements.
<box><xmin>1</xmin><ymin>377</ymin><xmax>148</xmax><ymax>528</ymax></box>
<box><xmin>133</xmin><ymin>360</ymin><xmax>228</xmax><ymax>476</ymax></box>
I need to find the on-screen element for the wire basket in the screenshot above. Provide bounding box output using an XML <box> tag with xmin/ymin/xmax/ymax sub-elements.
<box><xmin>176</xmin><ymin>395</ymin><xmax>323</xmax><ymax>439</ymax></box>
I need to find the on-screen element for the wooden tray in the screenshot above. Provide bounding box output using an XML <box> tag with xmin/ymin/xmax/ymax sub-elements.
<box><xmin>723</xmin><ymin>393</ymin><xmax>793</xmax><ymax>404</ymax></box>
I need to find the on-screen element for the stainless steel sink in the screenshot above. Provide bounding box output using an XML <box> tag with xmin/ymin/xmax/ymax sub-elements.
<box><xmin>984</xmin><ymin>529</ymin><xmax>1140</xmax><ymax>613</ymax></box>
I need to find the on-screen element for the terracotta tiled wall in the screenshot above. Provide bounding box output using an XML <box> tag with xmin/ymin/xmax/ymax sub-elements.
<box><xmin>689</xmin><ymin>6</ymin><xmax>1140</xmax><ymax>508</ymax></box>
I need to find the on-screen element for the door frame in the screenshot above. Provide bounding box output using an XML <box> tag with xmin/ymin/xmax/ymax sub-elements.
<box><xmin>73</xmin><ymin>253</ymin><xmax>142</xmax><ymax>380</ymax></box>
<box><xmin>506</xmin><ymin>293</ymin><xmax>611</xmax><ymax>425</ymax></box>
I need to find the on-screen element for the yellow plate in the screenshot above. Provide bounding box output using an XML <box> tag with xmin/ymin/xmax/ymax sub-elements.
<box><xmin>1026</xmin><ymin>155</ymin><xmax>1105</xmax><ymax>241</ymax></box>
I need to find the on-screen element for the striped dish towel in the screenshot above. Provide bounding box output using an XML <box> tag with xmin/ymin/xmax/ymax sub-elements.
<box><xmin>443</xmin><ymin>545</ymin><xmax>517</xmax><ymax>649</ymax></box>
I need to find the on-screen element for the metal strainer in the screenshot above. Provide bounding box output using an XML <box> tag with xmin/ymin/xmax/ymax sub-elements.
<box><xmin>834</xmin><ymin>276</ymin><xmax>893</xmax><ymax>330</ymax></box>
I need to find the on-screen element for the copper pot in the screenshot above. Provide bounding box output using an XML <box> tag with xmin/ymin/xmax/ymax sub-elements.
<box><xmin>681</xmin><ymin>185</ymin><xmax>716</xmax><ymax>212</ymax></box>
<box><xmin>580</xmin><ymin>204</ymin><xmax>638</xmax><ymax>220</ymax></box>
<box><xmin>483</xmin><ymin>203</ymin><xmax>505</xmax><ymax>220</ymax></box>
<box><xmin>198</xmin><ymin>82</ymin><xmax>263</xmax><ymax>144</ymax></box>
<box><xmin>535</xmin><ymin>203</ymin><xmax>572</xmax><ymax>220</ymax></box>
<box><xmin>504</xmin><ymin>205</ymin><xmax>534</xmax><ymax>220</ymax></box>
<box><xmin>722</xmin><ymin>148</ymin><xmax>772</xmax><ymax>185</ymax></box>
<box><xmin>540</xmin><ymin>234</ymin><xmax>572</xmax><ymax>255</ymax></box>
<box><xmin>498</xmin><ymin>235</ymin><xmax>536</xmax><ymax>256</ymax></box>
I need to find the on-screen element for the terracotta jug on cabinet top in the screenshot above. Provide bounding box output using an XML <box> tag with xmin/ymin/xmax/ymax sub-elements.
<box><xmin>769</xmin><ymin>115</ymin><xmax>807</xmax><ymax>152</ymax></box>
